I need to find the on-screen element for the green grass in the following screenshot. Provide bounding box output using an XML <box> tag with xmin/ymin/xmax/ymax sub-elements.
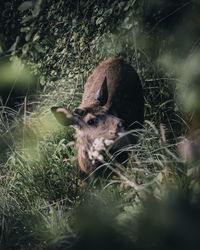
<box><xmin>0</xmin><ymin>106</ymin><xmax>193</xmax><ymax>249</ymax></box>
<box><xmin>0</xmin><ymin>0</ymin><xmax>200</xmax><ymax>249</ymax></box>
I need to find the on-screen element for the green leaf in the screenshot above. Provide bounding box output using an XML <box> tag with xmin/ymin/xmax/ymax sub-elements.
<box><xmin>118</xmin><ymin>2</ymin><xmax>125</xmax><ymax>8</ymax></box>
<box><xmin>21</xmin><ymin>15</ymin><xmax>33</xmax><ymax>24</ymax></box>
<box><xmin>22</xmin><ymin>44</ymin><xmax>29</xmax><ymax>54</ymax></box>
<box><xmin>40</xmin><ymin>76</ymin><xmax>46</xmax><ymax>86</ymax></box>
<box><xmin>18</xmin><ymin>1</ymin><xmax>33</xmax><ymax>11</ymax></box>
<box><xmin>25</xmin><ymin>32</ymin><xmax>32</xmax><ymax>42</ymax></box>
<box><xmin>33</xmin><ymin>33</ymin><xmax>40</xmax><ymax>42</ymax></box>
<box><xmin>9</xmin><ymin>36</ymin><xmax>20</xmax><ymax>52</ymax></box>
<box><xmin>32</xmin><ymin>0</ymin><xmax>43</xmax><ymax>17</ymax></box>
<box><xmin>34</xmin><ymin>42</ymin><xmax>45</xmax><ymax>54</ymax></box>
<box><xmin>96</xmin><ymin>17</ymin><xmax>104</xmax><ymax>25</ymax></box>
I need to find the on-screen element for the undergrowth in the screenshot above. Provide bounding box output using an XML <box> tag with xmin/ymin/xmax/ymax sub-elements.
<box><xmin>0</xmin><ymin>0</ymin><xmax>200</xmax><ymax>249</ymax></box>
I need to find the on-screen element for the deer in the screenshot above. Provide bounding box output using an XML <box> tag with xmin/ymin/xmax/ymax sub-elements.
<box><xmin>51</xmin><ymin>58</ymin><xmax>144</xmax><ymax>174</ymax></box>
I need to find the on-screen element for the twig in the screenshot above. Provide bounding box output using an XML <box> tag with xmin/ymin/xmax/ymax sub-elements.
<box><xmin>145</xmin><ymin>78</ymin><xmax>179</xmax><ymax>82</ymax></box>
<box><xmin>106</xmin><ymin>163</ymin><xmax>140</xmax><ymax>190</ymax></box>
<box><xmin>150</xmin><ymin>1</ymin><xmax>192</xmax><ymax>32</ymax></box>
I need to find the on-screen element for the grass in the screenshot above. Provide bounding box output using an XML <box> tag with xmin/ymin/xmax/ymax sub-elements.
<box><xmin>0</xmin><ymin>0</ymin><xmax>200</xmax><ymax>249</ymax></box>
<box><xmin>0</xmin><ymin>102</ymin><xmax>192</xmax><ymax>249</ymax></box>
<box><xmin>0</xmin><ymin>55</ymin><xmax>192</xmax><ymax>250</ymax></box>
<box><xmin>0</xmin><ymin>39</ymin><xmax>192</xmax><ymax>249</ymax></box>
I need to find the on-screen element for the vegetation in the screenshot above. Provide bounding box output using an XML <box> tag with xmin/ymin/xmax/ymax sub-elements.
<box><xmin>0</xmin><ymin>0</ymin><xmax>200</xmax><ymax>249</ymax></box>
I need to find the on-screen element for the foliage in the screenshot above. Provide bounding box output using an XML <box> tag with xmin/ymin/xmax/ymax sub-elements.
<box><xmin>0</xmin><ymin>0</ymin><xmax>200</xmax><ymax>249</ymax></box>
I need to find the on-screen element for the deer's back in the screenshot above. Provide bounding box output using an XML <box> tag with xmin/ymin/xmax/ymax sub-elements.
<box><xmin>80</xmin><ymin>58</ymin><xmax>144</xmax><ymax>129</ymax></box>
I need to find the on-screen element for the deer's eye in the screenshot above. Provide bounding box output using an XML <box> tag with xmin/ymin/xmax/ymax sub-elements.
<box><xmin>87</xmin><ymin>118</ymin><xmax>97</xmax><ymax>126</ymax></box>
<box><xmin>74</xmin><ymin>108</ymin><xmax>84</xmax><ymax>116</ymax></box>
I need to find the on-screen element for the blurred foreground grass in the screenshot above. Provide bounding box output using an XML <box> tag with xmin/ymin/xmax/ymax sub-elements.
<box><xmin>0</xmin><ymin>0</ymin><xmax>200</xmax><ymax>249</ymax></box>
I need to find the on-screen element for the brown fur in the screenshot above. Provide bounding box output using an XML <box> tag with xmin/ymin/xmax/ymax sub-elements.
<box><xmin>79</xmin><ymin>58</ymin><xmax>144</xmax><ymax>129</ymax></box>
<box><xmin>52</xmin><ymin>58</ymin><xmax>144</xmax><ymax>174</ymax></box>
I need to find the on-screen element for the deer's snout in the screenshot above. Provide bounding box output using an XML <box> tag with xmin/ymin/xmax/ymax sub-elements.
<box><xmin>117</xmin><ymin>120</ymin><xmax>124</xmax><ymax>130</ymax></box>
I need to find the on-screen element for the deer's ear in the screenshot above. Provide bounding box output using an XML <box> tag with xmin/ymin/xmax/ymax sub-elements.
<box><xmin>51</xmin><ymin>107</ymin><xmax>74</xmax><ymax>126</ymax></box>
<box><xmin>96</xmin><ymin>77</ymin><xmax>108</xmax><ymax>106</ymax></box>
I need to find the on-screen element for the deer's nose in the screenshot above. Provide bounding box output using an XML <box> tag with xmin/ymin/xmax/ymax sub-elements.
<box><xmin>117</xmin><ymin>120</ymin><xmax>124</xmax><ymax>130</ymax></box>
